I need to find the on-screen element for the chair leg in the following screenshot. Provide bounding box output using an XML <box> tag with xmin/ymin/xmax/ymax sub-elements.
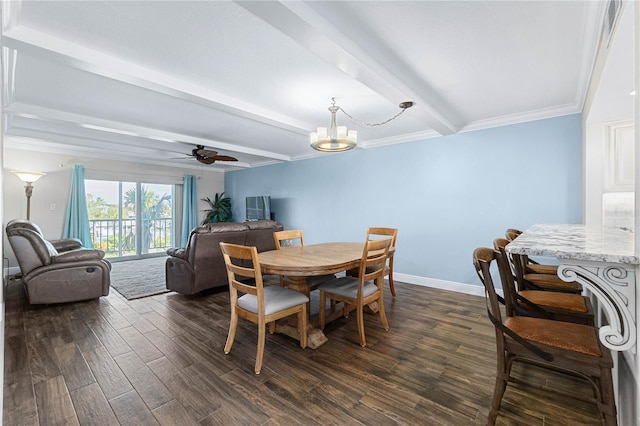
<box><xmin>388</xmin><ymin>261</ymin><xmax>396</xmax><ymax>298</ymax></box>
<box><xmin>344</xmin><ymin>303</ymin><xmax>353</xmax><ymax>318</ymax></box>
<box><xmin>255</xmin><ymin>318</ymin><xmax>266</xmax><ymax>374</ymax></box>
<box><xmin>378</xmin><ymin>294</ymin><xmax>389</xmax><ymax>331</ymax></box>
<box><xmin>488</xmin><ymin>373</ymin><xmax>508</xmax><ymax>425</ymax></box>
<box><xmin>268</xmin><ymin>321</ymin><xmax>276</xmax><ymax>334</ymax></box>
<box><xmin>319</xmin><ymin>291</ymin><xmax>326</xmax><ymax>329</ymax></box>
<box><xmin>357</xmin><ymin>302</ymin><xmax>366</xmax><ymax>347</ymax></box>
<box><xmin>488</xmin><ymin>357</ymin><xmax>512</xmax><ymax>425</ymax></box>
<box><xmin>298</xmin><ymin>304</ymin><xmax>308</xmax><ymax>349</ymax></box>
<box><xmin>224</xmin><ymin>312</ymin><xmax>238</xmax><ymax>354</ymax></box>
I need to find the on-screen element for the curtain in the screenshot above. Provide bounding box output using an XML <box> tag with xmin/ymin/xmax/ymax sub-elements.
<box><xmin>63</xmin><ymin>164</ymin><xmax>94</xmax><ymax>248</ymax></box>
<box><xmin>181</xmin><ymin>175</ymin><xmax>198</xmax><ymax>246</ymax></box>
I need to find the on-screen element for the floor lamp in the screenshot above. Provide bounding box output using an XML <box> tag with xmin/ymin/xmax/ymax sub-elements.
<box><xmin>12</xmin><ymin>171</ymin><xmax>46</xmax><ymax>221</ymax></box>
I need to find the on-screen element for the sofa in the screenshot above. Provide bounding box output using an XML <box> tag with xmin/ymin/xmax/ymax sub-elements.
<box><xmin>6</xmin><ymin>221</ymin><xmax>111</xmax><ymax>304</ymax></box>
<box><xmin>165</xmin><ymin>220</ymin><xmax>283</xmax><ymax>295</ymax></box>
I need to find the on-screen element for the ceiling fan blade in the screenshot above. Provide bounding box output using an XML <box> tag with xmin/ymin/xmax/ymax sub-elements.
<box><xmin>213</xmin><ymin>155</ymin><xmax>238</xmax><ymax>162</ymax></box>
<box><xmin>197</xmin><ymin>156</ymin><xmax>217</xmax><ymax>165</ymax></box>
<box><xmin>181</xmin><ymin>145</ymin><xmax>237</xmax><ymax>165</ymax></box>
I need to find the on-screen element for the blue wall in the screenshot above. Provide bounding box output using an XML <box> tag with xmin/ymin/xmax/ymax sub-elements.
<box><xmin>225</xmin><ymin>114</ymin><xmax>583</xmax><ymax>286</ymax></box>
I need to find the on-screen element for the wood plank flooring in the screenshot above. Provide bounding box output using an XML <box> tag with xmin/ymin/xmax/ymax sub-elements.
<box><xmin>4</xmin><ymin>279</ymin><xmax>602</xmax><ymax>425</ymax></box>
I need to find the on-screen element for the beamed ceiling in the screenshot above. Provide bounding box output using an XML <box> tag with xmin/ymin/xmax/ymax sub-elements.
<box><xmin>1</xmin><ymin>1</ymin><xmax>620</xmax><ymax>171</ymax></box>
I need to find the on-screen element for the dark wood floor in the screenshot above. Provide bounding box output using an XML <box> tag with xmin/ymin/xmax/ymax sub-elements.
<box><xmin>4</xmin><ymin>279</ymin><xmax>602</xmax><ymax>425</ymax></box>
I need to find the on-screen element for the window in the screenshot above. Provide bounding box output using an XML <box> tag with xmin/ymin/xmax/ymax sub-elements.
<box><xmin>85</xmin><ymin>180</ymin><xmax>174</xmax><ymax>258</ymax></box>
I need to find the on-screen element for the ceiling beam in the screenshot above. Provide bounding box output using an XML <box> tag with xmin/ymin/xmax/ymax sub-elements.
<box><xmin>1</xmin><ymin>26</ymin><xmax>313</xmax><ymax>135</ymax></box>
<box><xmin>4</xmin><ymin>134</ymin><xmax>250</xmax><ymax>171</ymax></box>
<box><xmin>5</xmin><ymin>103</ymin><xmax>292</xmax><ymax>162</ymax></box>
<box><xmin>238</xmin><ymin>0</ymin><xmax>459</xmax><ymax>135</ymax></box>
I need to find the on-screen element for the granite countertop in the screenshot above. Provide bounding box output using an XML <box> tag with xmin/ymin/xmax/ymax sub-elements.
<box><xmin>506</xmin><ymin>224</ymin><xmax>639</xmax><ymax>265</ymax></box>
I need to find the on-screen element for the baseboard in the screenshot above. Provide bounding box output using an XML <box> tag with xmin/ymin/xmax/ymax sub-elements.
<box><xmin>394</xmin><ymin>272</ymin><xmax>486</xmax><ymax>297</ymax></box>
<box><xmin>2</xmin><ymin>265</ymin><xmax>491</xmax><ymax>298</ymax></box>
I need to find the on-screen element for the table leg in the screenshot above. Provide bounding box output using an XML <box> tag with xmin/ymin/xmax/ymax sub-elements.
<box><xmin>279</xmin><ymin>276</ymin><xmax>330</xmax><ymax>349</ymax></box>
<box><xmin>274</xmin><ymin>322</ymin><xmax>328</xmax><ymax>349</ymax></box>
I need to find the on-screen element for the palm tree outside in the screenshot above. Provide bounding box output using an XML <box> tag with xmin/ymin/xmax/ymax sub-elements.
<box><xmin>124</xmin><ymin>186</ymin><xmax>172</xmax><ymax>254</ymax></box>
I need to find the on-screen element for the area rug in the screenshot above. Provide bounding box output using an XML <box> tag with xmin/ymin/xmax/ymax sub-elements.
<box><xmin>109</xmin><ymin>256</ymin><xmax>169</xmax><ymax>300</ymax></box>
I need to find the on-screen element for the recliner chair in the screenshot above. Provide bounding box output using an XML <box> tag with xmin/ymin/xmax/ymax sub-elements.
<box><xmin>6</xmin><ymin>222</ymin><xmax>111</xmax><ymax>304</ymax></box>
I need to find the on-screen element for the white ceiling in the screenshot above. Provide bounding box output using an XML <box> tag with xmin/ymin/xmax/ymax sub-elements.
<box><xmin>1</xmin><ymin>1</ymin><xmax>619</xmax><ymax>172</ymax></box>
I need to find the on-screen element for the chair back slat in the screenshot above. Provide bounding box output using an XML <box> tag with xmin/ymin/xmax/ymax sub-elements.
<box><xmin>220</xmin><ymin>242</ymin><xmax>263</xmax><ymax>299</ymax></box>
<box><xmin>366</xmin><ymin>227</ymin><xmax>397</xmax><ymax>247</ymax></box>
<box><xmin>360</xmin><ymin>238</ymin><xmax>392</xmax><ymax>284</ymax></box>
<box><xmin>273</xmin><ymin>230</ymin><xmax>304</xmax><ymax>249</ymax></box>
<box><xmin>493</xmin><ymin>238</ymin><xmax>520</xmax><ymax>316</ymax></box>
<box><xmin>505</xmin><ymin>228</ymin><xmax>522</xmax><ymax>242</ymax></box>
<box><xmin>473</xmin><ymin>247</ymin><xmax>504</xmax><ymax>326</ymax></box>
<box><xmin>494</xmin><ymin>237</ymin><xmax>528</xmax><ymax>292</ymax></box>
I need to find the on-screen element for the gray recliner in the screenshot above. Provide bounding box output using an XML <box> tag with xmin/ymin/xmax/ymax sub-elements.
<box><xmin>6</xmin><ymin>222</ymin><xmax>111</xmax><ymax>304</ymax></box>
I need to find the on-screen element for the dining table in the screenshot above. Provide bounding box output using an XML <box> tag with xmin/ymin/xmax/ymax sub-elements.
<box><xmin>259</xmin><ymin>241</ymin><xmax>370</xmax><ymax>349</ymax></box>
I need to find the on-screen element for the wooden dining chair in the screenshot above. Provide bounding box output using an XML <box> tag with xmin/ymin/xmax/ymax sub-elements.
<box><xmin>220</xmin><ymin>242</ymin><xmax>309</xmax><ymax>374</ymax></box>
<box><xmin>318</xmin><ymin>237</ymin><xmax>392</xmax><ymax>347</ymax></box>
<box><xmin>347</xmin><ymin>227</ymin><xmax>399</xmax><ymax>297</ymax></box>
<box><xmin>494</xmin><ymin>237</ymin><xmax>582</xmax><ymax>294</ymax></box>
<box><xmin>505</xmin><ymin>228</ymin><xmax>558</xmax><ymax>275</ymax></box>
<box><xmin>473</xmin><ymin>247</ymin><xmax>616</xmax><ymax>425</ymax></box>
<box><xmin>493</xmin><ymin>239</ymin><xmax>594</xmax><ymax>325</ymax></box>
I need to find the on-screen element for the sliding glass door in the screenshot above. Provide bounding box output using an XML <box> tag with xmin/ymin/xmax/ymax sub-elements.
<box><xmin>85</xmin><ymin>180</ymin><xmax>174</xmax><ymax>258</ymax></box>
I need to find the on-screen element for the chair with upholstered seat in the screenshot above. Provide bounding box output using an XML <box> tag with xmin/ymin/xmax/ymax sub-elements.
<box><xmin>347</xmin><ymin>227</ymin><xmax>399</xmax><ymax>297</ymax></box>
<box><xmin>473</xmin><ymin>247</ymin><xmax>616</xmax><ymax>425</ymax></box>
<box><xmin>494</xmin><ymin>237</ymin><xmax>582</xmax><ymax>294</ymax></box>
<box><xmin>493</xmin><ymin>240</ymin><xmax>594</xmax><ymax>325</ymax></box>
<box><xmin>319</xmin><ymin>237</ymin><xmax>392</xmax><ymax>347</ymax></box>
<box><xmin>220</xmin><ymin>242</ymin><xmax>309</xmax><ymax>374</ymax></box>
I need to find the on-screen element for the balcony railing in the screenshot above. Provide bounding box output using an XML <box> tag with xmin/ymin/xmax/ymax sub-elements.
<box><xmin>88</xmin><ymin>217</ymin><xmax>173</xmax><ymax>257</ymax></box>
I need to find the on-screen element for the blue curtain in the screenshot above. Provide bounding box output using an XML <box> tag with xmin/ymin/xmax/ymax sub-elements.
<box><xmin>181</xmin><ymin>175</ymin><xmax>198</xmax><ymax>246</ymax></box>
<box><xmin>63</xmin><ymin>165</ymin><xmax>94</xmax><ymax>248</ymax></box>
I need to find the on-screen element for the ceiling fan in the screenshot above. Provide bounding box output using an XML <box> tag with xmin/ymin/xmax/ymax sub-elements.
<box><xmin>185</xmin><ymin>145</ymin><xmax>238</xmax><ymax>164</ymax></box>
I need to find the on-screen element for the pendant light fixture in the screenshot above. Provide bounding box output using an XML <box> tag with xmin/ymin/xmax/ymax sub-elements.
<box><xmin>309</xmin><ymin>99</ymin><xmax>357</xmax><ymax>152</ymax></box>
<box><xmin>310</xmin><ymin>98</ymin><xmax>414</xmax><ymax>152</ymax></box>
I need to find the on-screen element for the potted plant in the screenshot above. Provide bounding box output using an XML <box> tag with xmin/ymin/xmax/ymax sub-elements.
<box><xmin>202</xmin><ymin>192</ymin><xmax>233</xmax><ymax>224</ymax></box>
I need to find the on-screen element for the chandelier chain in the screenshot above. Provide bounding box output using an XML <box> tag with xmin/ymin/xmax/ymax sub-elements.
<box><xmin>337</xmin><ymin>106</ymin><xmax>408</xmax><ymax>127</ymax></box>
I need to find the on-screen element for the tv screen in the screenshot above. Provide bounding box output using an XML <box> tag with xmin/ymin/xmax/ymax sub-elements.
<box><xmin>246</xmin><ymin>196</ymin><xmax>271</xmax><ymax>221</ymax></box>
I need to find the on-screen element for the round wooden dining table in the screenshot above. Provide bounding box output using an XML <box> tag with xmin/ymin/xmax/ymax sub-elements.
<box><xmin>259</xmin><ymin>242</ymin><xmax>366</xmax><ymax>349</ymax></box>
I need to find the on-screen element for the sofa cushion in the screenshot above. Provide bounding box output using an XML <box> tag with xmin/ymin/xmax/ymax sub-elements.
<box><xmin>199</xmin><ymin>222</ymin><xmax>248</xmax><ymax>233</ymax></box>
<box><xmin>245</xmin><ymin>220</ymin><xmax>278</xmax><ymax>230</ymax></box>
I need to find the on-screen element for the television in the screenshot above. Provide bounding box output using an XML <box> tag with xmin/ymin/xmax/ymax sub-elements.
<box><xmin>246</xmin><ymin>195</ymin><xmax>271</xmax><ymax>221</ymax></box>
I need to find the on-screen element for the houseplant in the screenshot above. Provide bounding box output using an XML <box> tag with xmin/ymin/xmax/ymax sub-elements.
<box><xmin>202</xmin><ymin>192</ymin><xmax>233</xmax><ymax>224</ymax></box>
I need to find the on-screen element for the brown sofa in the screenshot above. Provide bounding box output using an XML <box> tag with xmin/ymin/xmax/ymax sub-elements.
<box><xmin>165</xmin><ymin>220</ymin><xmax>283</xmax><ymax>295</ymax></box>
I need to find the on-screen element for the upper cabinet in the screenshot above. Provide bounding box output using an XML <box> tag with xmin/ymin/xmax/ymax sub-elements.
<box><xmin>604</xmin><ymin>120</ymin><xmax>635</xmax><ymax>192</ymax></box>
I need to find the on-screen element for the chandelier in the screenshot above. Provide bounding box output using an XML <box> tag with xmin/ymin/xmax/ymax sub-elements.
<box><xmin>310</xmin><ymin>98</ymin><xmax>414</xmax><ymax>152</ymax></box>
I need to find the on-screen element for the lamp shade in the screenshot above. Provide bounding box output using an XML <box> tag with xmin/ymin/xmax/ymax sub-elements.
<box><xmin>12</xmin><ymin>171</ymin><xmax>46</xmax><ymax>183</ymax></box>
